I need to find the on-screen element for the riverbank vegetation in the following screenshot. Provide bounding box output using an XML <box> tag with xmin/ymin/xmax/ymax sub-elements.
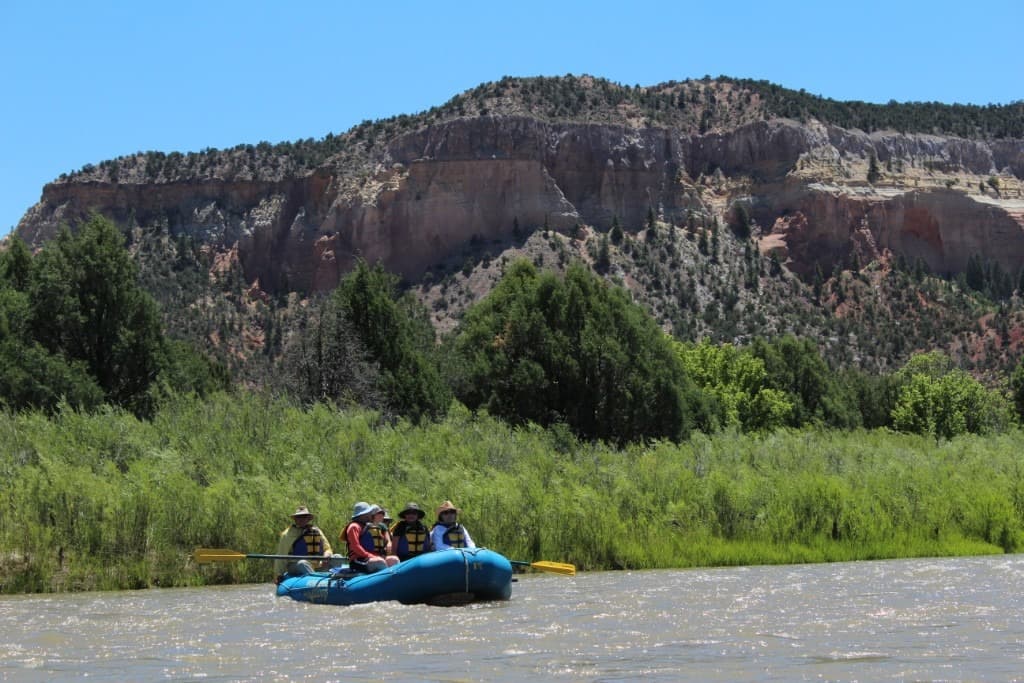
<box><xmin>4</xmin><ymin>217</ymin><xmax>1024</xmax><ymax>594</ymax></box>
<box><xmin>1</xmin><ymin>393</ymin><xmax>1021</xmax><ymax>593</ymax></box>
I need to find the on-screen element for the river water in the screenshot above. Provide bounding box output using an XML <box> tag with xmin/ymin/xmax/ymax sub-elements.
<box><xmin>1</xmin><ymin>554</ymin><xmax>1023</xmax><ymax>682</ymax></box>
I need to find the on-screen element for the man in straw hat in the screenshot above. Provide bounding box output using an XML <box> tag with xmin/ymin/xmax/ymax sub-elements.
<box><xmin>274</xmin><ymin>505</ymin><xmax>341</xmax><ymax>581</ymax></box>
<box><xmin>343</xmin><ymin>502</ymin><xmax>399</xmax><ymax>573</ymax></box>
<box><xmin>430</xmin><ymin>500</ymin><xmax>476</xmax><ymax>551</ymax></box>
<box><xmin>389</xmin><ymin>502</ymin><xmax>433</xmax><ymax>561</ymax></box>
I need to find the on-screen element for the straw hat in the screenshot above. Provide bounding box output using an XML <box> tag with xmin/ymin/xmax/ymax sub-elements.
<box><xmin>436</xmin><ymin>500</ymin><xmax>460</xmax><ymax>518</ymax></box>
<box><xmin>291</xmin><ymin>506</ymin><xmax>314</xmax><ymax>519</ymax></box>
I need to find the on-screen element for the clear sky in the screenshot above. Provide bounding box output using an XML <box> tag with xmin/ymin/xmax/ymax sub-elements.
<box><xmin>2</xmin><ymin>0</ymin><xmax>1021</xmax><ymax>237</ymax></box>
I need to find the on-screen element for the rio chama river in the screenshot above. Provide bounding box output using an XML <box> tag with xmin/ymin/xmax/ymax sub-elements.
<box><xmin>1</xmin><ymin>553</ymin><xmax>1023</xmax><ymax>681</ymax></box>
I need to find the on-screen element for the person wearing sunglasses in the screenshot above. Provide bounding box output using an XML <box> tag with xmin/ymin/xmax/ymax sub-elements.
<box><xmin>430</xmin><ymin>500</ymin><xmax>476</xmax><ymax>551</ymax></box>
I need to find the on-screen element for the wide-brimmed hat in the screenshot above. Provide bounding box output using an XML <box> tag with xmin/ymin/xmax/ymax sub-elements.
<box><xmin>381</xmin><ymin>509</ymin><xmax>393</xmax><ymax>524</ymax></box>
<box><xmin>352</xmin><ymin>501</ymin><xmax>375</xmax><ymax>519</ymax></box>
<box><xmin>399</xmin><ymin>502</ymin><xmax>425</xmax><ymax>519</ymax></box>
<box><xmin>436</xmin><ymin>500</ymin><xmax>460</xmax><ymax>517</ymax></box>
<box><xmin>291</xmin><ymin>506</ymin><xmax>314</xmax><ymax>519</ymax></box>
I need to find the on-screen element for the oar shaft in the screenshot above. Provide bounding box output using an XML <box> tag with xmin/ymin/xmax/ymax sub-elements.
<box><xmin>246</xmin><ymin>553</ymin><xmax>335</xmax><ymax>561</ymax></box>
<box><xmin>193</xmin><ymin>548</ymin><xmax>347</xmax><ymax>564</ymax></box>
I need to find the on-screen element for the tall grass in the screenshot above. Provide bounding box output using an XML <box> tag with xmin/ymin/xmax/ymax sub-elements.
<box><xmin>1</xmin><ymin>393</ymin><xmax>1022</xmax><ymax>593</ymax></box>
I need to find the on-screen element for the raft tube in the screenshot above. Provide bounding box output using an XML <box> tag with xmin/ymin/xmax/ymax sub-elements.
<box><xmin>275</xmin><ymin>547</ymin><xmax>513</xmax><ymax>606</ymax></box>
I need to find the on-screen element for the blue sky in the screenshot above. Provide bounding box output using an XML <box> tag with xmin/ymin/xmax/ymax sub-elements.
<box><xmin>2</xmin><ymin>0</ymin><xmax>1021</xmax><ymax>237</ymax></box>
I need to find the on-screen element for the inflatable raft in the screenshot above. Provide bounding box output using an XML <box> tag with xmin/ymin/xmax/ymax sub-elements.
<box><xmin>275</xmin><ymin>547</ymin><xmax>513</xmax><ymax>606</ymax></box>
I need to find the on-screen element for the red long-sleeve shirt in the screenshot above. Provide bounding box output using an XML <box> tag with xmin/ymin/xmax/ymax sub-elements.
<box><xmin>344</xmin><ymin>521</ymin><xmax>379</xmax><ymax>562</ymax></box>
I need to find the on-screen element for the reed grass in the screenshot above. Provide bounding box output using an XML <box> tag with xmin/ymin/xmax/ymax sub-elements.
<box><xmin>1</xmin><ymin>393</ymin><xmax>1021</xmax><ymax>593</ymax></box>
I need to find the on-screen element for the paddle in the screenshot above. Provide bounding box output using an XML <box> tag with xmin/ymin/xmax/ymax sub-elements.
<box><xmin>193</xmin><ymin>548</ymin><xmax>345</xmax><ymax>565</ymax></box>
<box><xmin>510</xmin><ymin>560</ymin><xmax>576</xmax><ymax>576</ymax></box>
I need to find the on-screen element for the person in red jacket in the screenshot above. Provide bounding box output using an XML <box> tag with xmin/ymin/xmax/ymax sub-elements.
<box><xmin>343</xmin><ymin>502</ymin><xmax>399</xmax><ymax>573</ymax></box>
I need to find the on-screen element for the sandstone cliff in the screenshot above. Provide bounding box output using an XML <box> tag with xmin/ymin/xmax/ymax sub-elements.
<box><xmin>10</xmin><ymin>76</ymin><xmax>1024</xmax><ymax>380</ymax></box>
<box><xmin>17</xmin><ymin>98</ymin><xmax>1023</xmax><ymax>300</ymax></box>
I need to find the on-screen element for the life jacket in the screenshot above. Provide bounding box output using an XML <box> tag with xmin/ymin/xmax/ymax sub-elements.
<box><xmin>290</xmin><ymin>525</ymin><xmax>325</xmax><ymax>556</ymax></box>
<box><xmin>369</xmin><ymin>523</ymin><xmax>388</xmax><ymax>555</ymax></box>
<box><xmin>435</xmin><ymin>523</ymin><xmax>467</xmax><ymax>549</ymax></box>
<box><xmin>345</xmin><ymin>522</ymin><xmax>376</xmax><ymax>560</ymax></box>
<box><xmin>392</xmin><ymin>520</ymin><xmax>430</xmax><ymax>559</ymax></box>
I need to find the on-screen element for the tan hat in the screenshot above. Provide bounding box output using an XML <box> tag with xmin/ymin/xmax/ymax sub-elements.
<box><xmin>291</xmin><ymin>506</ymin><xmax>314</xmax><ymax>518</ymax></box>
<box><xmin>436</xmin><ymin>500</ymin><xmax>460</xmax><ymax>518</ymax></box>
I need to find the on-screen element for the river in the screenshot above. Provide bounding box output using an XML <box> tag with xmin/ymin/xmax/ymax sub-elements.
<box><xmin>1</xmin><ymin>554</ymin><xmax>1022</xmax><ymax>681</ymax></box>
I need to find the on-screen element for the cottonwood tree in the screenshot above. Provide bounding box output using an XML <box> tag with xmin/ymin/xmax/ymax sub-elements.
<box><xmin>891</xmin><ymin>351</ymin><xmax>1013</xmax><ymax>439</ymax></box>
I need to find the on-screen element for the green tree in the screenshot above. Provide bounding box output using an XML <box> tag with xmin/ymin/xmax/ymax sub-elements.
<box><xmin>156</xmin><ymin>339</ymin><xmax>231</xmax><ymax>399</ymax></box>
<box><xmin>609</xmin><ymin>219</ymin><xmax>624</xmax><ymax>245</ymax></box>
<box><xmin>333</xmin><ymin>260</ymin><xmax>451</xmax><ymax>421</ymax></box>
<box><xmin>26</xmin><ymin>215</ymin><xmax>165</xmax><ymax>415</ymax></box>
<box><xmin>891</xmin><ymin>351</ymin><xmax>1013</xmax><ymax>439</ymax></box>
<box><xmin>838</xmin><ymin>368</ymin><xmax>897</xmax><ymax>429</ymax></box>
<box><xmin>1010</xmin><ymin>357</ymin><xmax>1024</xmax><ymax>423</ymax></box>
<box><xmin>0</xmin><ymin>282</ymin><xmax>103</xmax><ymax>412</ymax></box>
<box><xmin>595</xmin><ymin>235</ymin><xmax>611</xmax><ymax>273</ymax></box>
<box><xmin>278</xmin><ymin>295</ymin><xmax>383</xmax><ymax>409</ymax></box>
<box><xmin>0</xmin><ymin>235</ymin><xmax>33</xmax><ymax>290</ymax></box>
<box><xmin>867</xmin><ymin>151</ymin><xmax>881</xmax><ymax>184</ymax></box>
<box><xmin>731</xmin><ymin>203</ymin><xmax>751</xmax><ymax>239</ymax></box>
<box><xmin>750</xmin><ymin>336</ymin><xmax>859</xmax><ymax>428</ymax></box>
<box><xmin>674</xmin><ymin>339</ymin><xmax>791</xmax><ymax>431</ymax></box>
<box><xmin>448</xmin><ymin>260</ymin><xmax>705</xmax><ymax>444</ymax></box>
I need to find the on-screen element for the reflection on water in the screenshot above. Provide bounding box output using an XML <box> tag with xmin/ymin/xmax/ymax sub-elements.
<box><xmin>1</xmin><ymin>554</ymin><xmax>1023</xmax><ymax>681</ymax></box>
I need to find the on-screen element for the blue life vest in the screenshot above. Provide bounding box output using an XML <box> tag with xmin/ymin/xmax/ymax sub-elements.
<box><xmin>291</xmin><ymin>527</ymin><xmax>325</xmax><ymax>556</ymax></box>
<box><xmin>345</xmin><ymin>522</ymin><xmax>376</xmax><ymax>559</ymax></box>
<box><xmin>437</xmin><ymin>523</ymin><xmax>467</xmax><ymax>549</ymax></box>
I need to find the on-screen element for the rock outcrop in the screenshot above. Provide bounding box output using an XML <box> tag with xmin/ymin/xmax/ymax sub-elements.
<box><xmin>15</xmin><ymin>99</ymin><xmax>1024</xmax><ymax>296</ymax></box>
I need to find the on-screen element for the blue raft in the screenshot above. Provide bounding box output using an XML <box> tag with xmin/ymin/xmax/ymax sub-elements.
<box><xmin>275</xmin><ymin>547</ymin><xmax>513</xmax><ymax>606</ymax></box>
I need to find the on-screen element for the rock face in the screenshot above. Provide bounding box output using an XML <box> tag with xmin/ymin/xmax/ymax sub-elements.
<box><xmin>15</xmin><ymin>113</ymin><xmax>1024</xmax><ymax>294</ymax></box>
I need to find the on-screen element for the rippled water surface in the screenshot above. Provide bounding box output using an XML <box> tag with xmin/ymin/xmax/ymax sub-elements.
<box><xmin>2</xmin><ymin>554</ymin><xmax>1023</xmax><ymax>681</ymax></box>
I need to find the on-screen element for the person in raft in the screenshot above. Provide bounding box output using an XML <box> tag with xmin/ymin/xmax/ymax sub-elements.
<box><xmin>344</xmin><ymin>502</ymin><xmax>399</xmax><ymax>573</ymax></box>
<box><xmin>274</xmin><ymin>505</ymin><xmax>342</xmax><ymax>581</ymax></box>
<box><xmin>368</xmin><ymin>506</ymin><xmax>395</xmax><ymax>559</ymax></box>
<box><xmin>389</xmin><ymin>501</ymin><xmax>433</xmax><ymax>561</ymax></box>
<box><xmin>430</xmin><ymin>500</ymin><xmax>477</xmax><ymax>551</ymax></box>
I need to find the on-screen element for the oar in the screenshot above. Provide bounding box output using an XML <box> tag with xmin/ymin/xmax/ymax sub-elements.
<box><xmin>193</xmin><ymin>548</ymin><xmax>345</xmax><ymax>565</ymax></box>
<box><xmin>510</xmin><ymin>560</ymin><xmax>576</xmax><ymax>576</ymax></box>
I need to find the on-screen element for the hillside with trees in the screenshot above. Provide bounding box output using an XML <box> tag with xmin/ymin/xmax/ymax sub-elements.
<box><xmin>4</xmin><ymin>76</ymin><xmax>1024</xmax><ymax>591</ymax></box>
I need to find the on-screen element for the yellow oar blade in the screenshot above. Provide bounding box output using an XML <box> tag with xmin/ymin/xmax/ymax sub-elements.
<box><xmin>193</xmin><ymin>548</ymin><xmax>247</xmax><ymax>564</ymax></box>
<box><xmin>530</xmin><ymin>561</ymin><xmax>576</xmax><ymax>576</ymax></box>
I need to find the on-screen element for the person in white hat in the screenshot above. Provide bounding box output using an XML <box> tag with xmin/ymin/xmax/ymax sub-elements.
<box><xmin>342</xmin><ymin>502</ymin><xmax>399</xmax><ymax>573</ymax></box>
<box><xmin>430</xmin><ymin>500</ymin><xmax>476</xmax><ymax>551</ymax></box>
<box><xmin>273</xmin><ymin>505</ymin><xmax>340</xmax><ymax>580</ymax></box>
